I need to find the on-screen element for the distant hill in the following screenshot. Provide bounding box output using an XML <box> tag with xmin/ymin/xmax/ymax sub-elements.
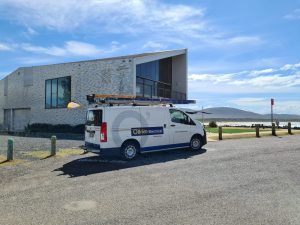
<box><xmin>190</xmin><ymin>107</ymin><xmax>300</xmax><ymax>121</ymax></box>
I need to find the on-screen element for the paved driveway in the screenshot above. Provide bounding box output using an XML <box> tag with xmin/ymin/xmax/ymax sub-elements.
<box><xmin>0</xmin><ymin>135</ymin><xmax>299</xmax><ymax>225</ymax></box>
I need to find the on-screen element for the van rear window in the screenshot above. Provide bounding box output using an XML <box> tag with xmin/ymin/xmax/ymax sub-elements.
<box><xmin>86</xmin><ymin>110</ymin><xmax>102</xmax><ymax>126</ymax></box>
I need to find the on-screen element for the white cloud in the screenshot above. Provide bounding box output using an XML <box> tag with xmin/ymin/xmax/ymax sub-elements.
<box><xmin>189</xmin><ymin>62</ymin><xmax>300</xmax><ymax>90</ymax></box>
<box><xmin>189</xmin><ymin>73</ymin><xmax>235</xmax><ymax>84</ymax></box>
<box><xmin>142</xmin><ymin>41</ymin><xmax>167</xmax><ymax>51</ymax></box>
<box><xmin>0</xmin><ymin>43</ymin><xmax>13</xmax><ymax>51</ymax></box>
<box><xmin>22</xmin><ymin>27</ymin><xmax>39</xmax><ymax>39</ymax></box>
<box><xmin>63</xmin><ymin>41</ymin><xmax>102</xmax><ymax>56</ymax></box>
<box><xmin>0</xmin><ymin>0</ymin><xmax>204</xmax><ymax>36</ymax></box>
<box><xmin>226</xmin><ymin>36</ymin><xmax>263</xmax><ymax>46</ymax></box>
<box><xmin>230</xmin><ymin>98</ymin><xmax>267</xmax><ymax>105</ymax></box>
<box><xmin>20</xmin><ymin>41</ymin><xmax>123</xmax><ymax>57</ymax></box>
<box><xmin>230</xmin><ymin>98</ymin><xmax>300</xmax><ymax>114</ymax></box>
<box><xmin>284</xmin><ymin>9</ymin><xmax>300</xmax><ymax>20</ymax></box>
<box><xmin>195</xmin><ymin>35</ymin><xmax>263</xmax><ymax>49</ymax></box>
<box><xmin>0</xmin><ymin>0</ymin><xmax>264</xmax><ymax>50</ymax></box>
<box><xmin>280</xmin><ymin>62</ymin><xmax>300</xmax><ymax>71</ymax></box>
<box><xmin>249</xmin><ymin>68</ymin><xmax>276</xmax><ymax>76</ymax></box>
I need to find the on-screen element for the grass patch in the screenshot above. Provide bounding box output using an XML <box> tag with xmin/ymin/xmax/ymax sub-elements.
<box><xmin>23</xmin><ymin>148</ymin><xmax>84</xmax><ymax>159</ymax></box>
<box><xmin>206</xmin><ymin>127</ymin><xmax>256</xmax><ymax>134</ymax></box>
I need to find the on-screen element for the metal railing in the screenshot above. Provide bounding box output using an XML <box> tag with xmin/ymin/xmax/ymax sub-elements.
<box><xmin>136</xmin><ymin>76</ymin><xmax>186</xmax><ymax>100</ymax></box>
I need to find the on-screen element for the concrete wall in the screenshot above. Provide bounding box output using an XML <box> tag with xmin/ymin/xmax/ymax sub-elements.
<box><xmin>3</xmin><ymin>68</ymin><xmax>33</xmax><ymax>109</ymax></box>
<box><xmin>172</xmin><ymin>53</ymin><xmax>187</xmax><ymax>99</ymax></box>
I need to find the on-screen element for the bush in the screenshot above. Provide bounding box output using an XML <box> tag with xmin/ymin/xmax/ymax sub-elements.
<box><xmin>25</xmin><ymin>123</ymin><xmax>85</xmax><ymax>134</ymax></box>
<box><xmin>208</xmin><ymin>121</ymin><xmax>217</xmax><ymax>128</ymax></box>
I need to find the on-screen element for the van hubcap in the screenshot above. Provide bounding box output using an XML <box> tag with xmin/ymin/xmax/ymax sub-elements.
<box><xmin>125</xmin><ymin>145</ymin><xmax>136</xmax><ymax>158</ymax></box>
<box><xmin>192</xmin><ymin>139</ymin><xmax>200</xmax><ymax>149</ymax></box>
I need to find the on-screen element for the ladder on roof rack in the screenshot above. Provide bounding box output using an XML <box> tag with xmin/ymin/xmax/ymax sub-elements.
<box><xmin>86</xmin><ymin>94</ymin><xmax>196</xmax><ymax>105</ymax></box>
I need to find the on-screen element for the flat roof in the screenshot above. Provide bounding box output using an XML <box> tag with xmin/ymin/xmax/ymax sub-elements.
<box><xmin>3</xmin><ymin>48</ymin><xmax>186</xmax><ymax>79</ymax></box>
<box><xmin>24</xmin><ymin>48</ymin><xmax>186</xmax><ymax>68</ymax></box>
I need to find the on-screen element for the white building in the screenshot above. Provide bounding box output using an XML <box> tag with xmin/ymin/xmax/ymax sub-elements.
<box><xmin>0</xmin><ymin>49</ymin><xmax>188</xmax><ymax>131</ymax></box>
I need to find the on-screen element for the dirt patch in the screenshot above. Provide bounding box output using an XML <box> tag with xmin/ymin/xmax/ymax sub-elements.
<box><xmin>0</xmin><ymin>155</ymin><xmax>29</xmax><ymax>167</ymax></box>
<box><xmin>22</xmin><ymin>148</ymin><xmax>84</xmax><ymax>159</ymax></box>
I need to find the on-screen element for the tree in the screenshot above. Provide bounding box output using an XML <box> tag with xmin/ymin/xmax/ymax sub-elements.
<box><xmin>209</xmin><ymin>121</ymin><xmax>217</xmax><ymax>128</ymax></box>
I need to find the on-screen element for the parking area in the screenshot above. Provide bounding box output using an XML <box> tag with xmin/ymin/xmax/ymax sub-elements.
<box><xmin>0</xmin><ymin>135</ymin><xmax>299</xmax><ymax>225</ymax></box>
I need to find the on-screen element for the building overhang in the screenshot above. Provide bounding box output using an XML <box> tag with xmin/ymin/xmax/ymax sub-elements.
<box><xmin>133</xmin><ymin>49</ymin><xmax>187</xmax><ymax>65</ymax></box>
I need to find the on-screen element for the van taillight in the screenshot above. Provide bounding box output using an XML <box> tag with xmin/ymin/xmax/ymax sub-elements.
<box><xmin>100</xmin><ymin>122</ymin><xmax>107</xmax><ymax>142</ymax></box>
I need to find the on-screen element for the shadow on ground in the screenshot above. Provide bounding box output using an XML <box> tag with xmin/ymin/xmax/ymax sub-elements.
<box><xmin>54</xmin><ymin>148</ymin><xmax>206</xmax><ymax>177</ymax></box>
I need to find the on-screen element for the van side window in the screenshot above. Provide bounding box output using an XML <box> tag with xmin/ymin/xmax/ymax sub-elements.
<box><xmin>169</xmin><ymin>109</ymin><xmax>195</xmax><ymax>125</ymax></box>
<box><xmin>86</xmin><ymin>110</ymin><xmax>102</xmax><ymax>126</ymax></box>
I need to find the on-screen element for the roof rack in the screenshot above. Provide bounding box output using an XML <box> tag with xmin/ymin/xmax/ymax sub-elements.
<box><xmin>86</xmin><ymin>94</ymin><xmax>196</xmax><ymax>106</ymax></box>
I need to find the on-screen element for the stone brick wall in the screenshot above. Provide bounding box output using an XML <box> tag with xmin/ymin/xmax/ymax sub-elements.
<box><xmin>0</xmin><ymin>57</ymin><xmax>134</xmax><ymax>129</ymax></box>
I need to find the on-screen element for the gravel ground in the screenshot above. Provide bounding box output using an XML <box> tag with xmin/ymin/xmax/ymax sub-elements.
<box><xmin>0</xmin><ymin>135</ymin><xmax>299</xmax><ymax>225</ymax></box>
<box><xmin>0</xmin><ymin>135</ymin><xmax>83</xmax><ymax>154</ymax></box>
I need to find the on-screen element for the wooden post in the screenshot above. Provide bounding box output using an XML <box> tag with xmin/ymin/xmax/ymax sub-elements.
<box><xmin>256</xmin><ymin>124</ymin><xmax>260</xmax><ymax>138</ymax></box>
<box><xmin>288</xmin><ymin>122</ymin><xmax>292</xmax><ymax>135</ymax></box>
<box><xmin>51</xmin><ymin>136</ymin><xmax>57</xmax><ymax>156</ymax></box>
<box><xmin>272</xmin><ymin>123</ymin><xmax>276</xmax><ymax>136</ymax></box>
<box><xmin>7</xmin><ymin>138</ymin><xmax>14</xmax><ymax>161</ymax></box>
<box><xmin>218</xmin><ymin>127</ymin><xmax>223</xmax><ymax>140</ymax></box>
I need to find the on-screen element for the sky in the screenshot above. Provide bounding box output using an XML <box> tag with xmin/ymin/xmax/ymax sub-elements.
<box><xmin>0</xmin><ymin>0</ymin><xmax>300</xmax><ymax>114</ymax></box>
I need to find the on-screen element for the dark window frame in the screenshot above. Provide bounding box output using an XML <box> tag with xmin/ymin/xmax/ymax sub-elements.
<box><xmin>86</xmin><ymin>110</ymin><xmax>102</xmax><ymax>126</ymax></box>
<box><xmin>45</xmin><ymin>76</ymin><xmax>71</xmax><ymax>109</ymax></box>
<box><xmin>136</xmin><ymin>57</ymin><xmax>172</xmax><ymax>99</ymax></box>
<box><xmin>169</xmin><ymin>109</ymin><xmax>196</xmax><ymax>126</ymax></box>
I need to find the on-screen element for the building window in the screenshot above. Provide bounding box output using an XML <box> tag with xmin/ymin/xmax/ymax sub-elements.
<box><xmin>136</xmin><ymin>57</ymin><xmax>172</xmax><ymax>99</ymax></box>
<box><xmin>45</xmin><ymin>76</ymin><xmax>71</xmax><ymax>109</ymax></box>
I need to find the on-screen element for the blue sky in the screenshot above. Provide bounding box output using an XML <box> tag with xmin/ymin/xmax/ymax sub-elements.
<box><xmin>0</xmin><ymin>0</ymin><xmax>300</xmax><ymax>114</ymax></box>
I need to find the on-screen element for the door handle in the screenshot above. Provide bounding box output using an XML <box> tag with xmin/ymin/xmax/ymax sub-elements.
<box><xmin>164</xmin><ymin>124</ymin><xmax>166</xmax><ymax>128</ymax></box>
<box><xmin>171</xmin><ymin>124</ymin><xmax>176</xmax><ymax>127</ymax></box>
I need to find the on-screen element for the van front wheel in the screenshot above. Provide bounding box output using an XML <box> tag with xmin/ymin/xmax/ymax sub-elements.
<box><xmin>190</xmin><ymin>135</ymin><xmax>202</xmax><ymax>150</ymax></box>
<box><xmin>120</xmin><ymin>141</ymin><xmax>139</xmax><ymax>160</ymax></box>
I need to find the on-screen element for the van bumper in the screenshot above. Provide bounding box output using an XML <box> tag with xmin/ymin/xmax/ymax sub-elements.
<box><xmin>84</xmin><ymin>142</ymin><xmax>101</xmax><ymax>153</ymax></box>
<box><xmin>84</xmin><ymin>142</ymin><xmax>120</xmax><ymax>156</ymax></box>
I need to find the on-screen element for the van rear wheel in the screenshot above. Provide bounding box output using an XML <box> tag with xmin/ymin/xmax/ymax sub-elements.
<box><xmin>190</xmin><ymin>135</ymin><xmax>202</xmax><ymax>150</ymax></box>
<box><xmin>120</xmin><ymin>141</ymin><xmax>139</xmax><ymax>160</ymax></box>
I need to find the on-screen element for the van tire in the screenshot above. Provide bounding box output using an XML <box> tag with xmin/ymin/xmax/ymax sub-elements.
<box><xmin>120</xmin><ymin>141</ymin><xmax>139</xmax><ymax>160</ymax></box>
<box><xmin>190</xmin><ymin>135</ymin><xmax>202</xmax><ymax>151</ymax></box>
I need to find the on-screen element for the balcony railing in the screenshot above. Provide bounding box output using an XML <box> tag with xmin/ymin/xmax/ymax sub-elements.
<box><xmin>136</xmin><ymin>76</ymin><xmax>186</xmax><ymax>100</ymax></box>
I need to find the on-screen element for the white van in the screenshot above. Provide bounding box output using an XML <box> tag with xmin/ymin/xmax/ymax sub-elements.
<box><xmin>84</xmin><ymin>106</ymin><xmax>207</xmax><ymax>160</ymax></box>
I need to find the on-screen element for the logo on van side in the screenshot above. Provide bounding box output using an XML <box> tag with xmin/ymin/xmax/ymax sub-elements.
<box><xmin>131</xmin><ymin>127</ymin><xmax>164</xmax><ymax>136</ymax></box>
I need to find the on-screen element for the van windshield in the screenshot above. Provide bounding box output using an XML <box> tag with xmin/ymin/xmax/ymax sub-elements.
<box><xmin>86</xmin><ymin>110</ymin><xmax>102</xmax><ymax>126</ymax></box>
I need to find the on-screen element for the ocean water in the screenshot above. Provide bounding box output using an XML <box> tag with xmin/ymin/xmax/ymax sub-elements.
<box><xmin>203</xmin><ymin>121</ymin><xmax>300</xmax><ymax>128</ymax></box>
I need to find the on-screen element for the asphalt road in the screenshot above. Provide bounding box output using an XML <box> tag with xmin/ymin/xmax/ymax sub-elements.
<box><xmin>0</xmin><ymin>135</ymin><xmax>299</xmax><ymax>225</ymax></box>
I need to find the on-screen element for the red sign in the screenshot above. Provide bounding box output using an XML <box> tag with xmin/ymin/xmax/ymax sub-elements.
<box><xmin>271</xmin><ymin>98</ymin><xmax>274</xmax><ymax>106</ymax></box>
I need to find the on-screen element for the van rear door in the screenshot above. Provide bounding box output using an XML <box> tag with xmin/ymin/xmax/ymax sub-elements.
<box><xmin>85</xmin><ymin>109</ymin><xmax>102</xmax><ymax>147</ymax></box>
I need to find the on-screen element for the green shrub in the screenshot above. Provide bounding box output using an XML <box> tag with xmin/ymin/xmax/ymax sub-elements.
<box><xmin>208</xmin><ymin>121</ymin><xmax>217</xmax><ymax>128</ymax></box>
<box><xmin>25</xmin><ymin>123</ymin><xmax>85</xmax><ymax>134</ymax></box>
